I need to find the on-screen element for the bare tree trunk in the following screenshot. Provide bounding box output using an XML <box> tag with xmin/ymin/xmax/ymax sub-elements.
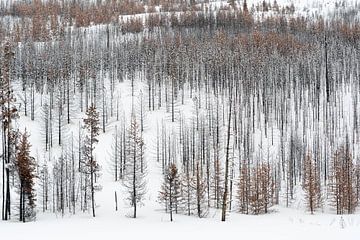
<box><xmin>221</xmin><ymin>92</ymin><xmax>232</xmax><ymax>221</ymax></box>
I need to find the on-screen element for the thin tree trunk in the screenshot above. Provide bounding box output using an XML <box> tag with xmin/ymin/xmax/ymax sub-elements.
<box><xmin>221</xmin><ymin>92</ymin><xmax>232</xmax><ymax>222</ymax></box>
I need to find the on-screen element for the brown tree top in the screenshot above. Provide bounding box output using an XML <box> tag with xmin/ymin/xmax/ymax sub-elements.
<box><xmin>16</xmin><ymin>130</ymin><xmax>36</xmax><ymax>208</ymax></box>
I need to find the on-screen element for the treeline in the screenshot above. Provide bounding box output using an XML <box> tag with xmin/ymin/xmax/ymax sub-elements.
<box><xmin>1</xmin><ymin>0</ymin><xmax>358</xmax><ymax>41</ymax></box>
<box><xmin>1</xmin><ymin>0</ymin><xmax>360</xmax><ymax>223</ymax></box>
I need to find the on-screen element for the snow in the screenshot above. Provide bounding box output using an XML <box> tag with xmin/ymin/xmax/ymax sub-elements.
<box><xmin>0</xmin><ymin>78</ymin><xmax>358</xmax><ymax>240</ymax></box>
<box><xmin>1</xmin><ymin>206</ymin><xmax>360</xmax><ymax>240</ymax></box>
<box><xmin>1</xmin><ymin>1</ymin><xmax>360</xmax><ymax>239</ymax></box>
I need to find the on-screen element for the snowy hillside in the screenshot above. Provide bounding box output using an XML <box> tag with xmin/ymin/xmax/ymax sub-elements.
<box><xmin>1</xmin><ymin>0</ymin><xmax>360</xmax><ymax>240</ymax></box>
<box><xmin>3</xmin><ymin>80</ymin><xmax>360</xmax><ymax>240</ymax></box>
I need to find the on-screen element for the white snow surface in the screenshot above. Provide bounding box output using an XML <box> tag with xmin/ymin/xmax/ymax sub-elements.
<box><xmin>2</xmin><ymin>207</ymin><xmax>360</xmax><ymax>240</ymax></box>
<box><xmin>0</xmin><ymin>79</ymin><xmax>358</xmax><ymax>240</ymax></box>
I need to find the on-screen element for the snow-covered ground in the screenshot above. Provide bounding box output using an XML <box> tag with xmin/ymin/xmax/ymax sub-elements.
<box><xmin>2</xmin><ymin>208</ymin><xmax>360</xmax><ymax>240</ymax></box>
<box><xmin>1</xmin><ymin>1</ymin><xmax>360</xmax><ymax>239</ymax></box>
<box><xmin>0</xmin><ymin>79</ymin><xmax>358</xmax><ymax>240</ymax></box>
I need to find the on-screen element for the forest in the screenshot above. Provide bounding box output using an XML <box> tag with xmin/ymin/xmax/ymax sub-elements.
<box><xmin>0</xmin><ymin>0</ymin><xmax>359</xmax><ymax>232</ymax></box>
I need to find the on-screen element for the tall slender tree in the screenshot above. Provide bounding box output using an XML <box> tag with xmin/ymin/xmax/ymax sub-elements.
<box><xmin>15</xmin><ymin>130</ymin><xmax>36</xmax><ymax>222</ymax></box>
<box><xmin>303</xmin><ymin>153</ymin><xmax>321</xmax><ymax>214</ymax></box>
<box><xmin>1</xmin><ymin>40</ymin><xmax>17</xmax><ymax>220</ymax></box>
<box><xmin>159</xmin><ymin>163</ymin><xmax>180</xmax><ymax>221</ymax></box>
<box><xmin>123</xmin><ymin>114</ymin><xmax>147</xmax><ymax>218</ymax></box>
<box><xmin>83</xmin><ymin>104</ymin><xmax>101</xmax><ymax>217</ymax></box>
<box><xmin>221</xmin><ymin>92</ymin><xmax>232</xmax><ymax>221</ymax></box>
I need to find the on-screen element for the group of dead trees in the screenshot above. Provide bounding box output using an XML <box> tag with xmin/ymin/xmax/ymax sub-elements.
<box><xmin>1</xmin><ymin>0</ymin><xmax>360</xmax><ymax>224</ymax></box>
<box><xmin>42</xmin><ymin>103</ymin><xmax>102</xmax><ymax>219</ymax></box>
<box><xmin>0</xmin><ymin>40</ymin><xmax>103</xmax><ymax>220</ymax></box>
<box><xmin>159</xmin><ymin>161</ymin><xmax>208</xmax><ymax>221</ymax></box>
<box><xmin>328</xmin><ymin>143</ymin><xmax>358</xmax><ymax>214</ymax></box>
<box><xmin>1</xmin><ymin>42</ymin><xmax>36</xmax><ymax>222</ymax></box>
<box><xmin>301</xmin><ymin>142</ymin><xmax>359</xmax><ymax>215</ymax></box>
<box><xmin>158</xmin><ymin>145</ymin><xmax>359</xmax><ymax>220</ymax></box>
<box><xmin>237</xmin><ymin>162</ymin><xmax>276</xmax><ymax>215</ymax></box>
<box><xmin>3</xmin><ymin>0</ymin><xmax>359</xmax><ymax>44</ymax></box>
<box><xmin>110</xmin><ymin>95</ymin><xmax>148</xmax><ymax>218</ymax></box>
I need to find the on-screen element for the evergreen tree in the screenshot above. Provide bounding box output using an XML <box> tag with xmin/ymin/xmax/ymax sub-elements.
<box><xmin>328</xmin><ymin>144</ymin><xmax>358</xmax><ymax>214</ymax></box>
<box><xmin>193</xmin><ymin>161</ymin><xmax>208</xmax><ymax>218</ymax></box>
<box><xmin>82</xmin><ymin>104</ymin><xmax>101</xmax><ymax>217</ymax></box>
<box><xmin>159</xmin><ymin>163</ymin><xmax>181</xmax><ymax>221</ymax></box>
<box><xmin>1</xmin><ymin>40</ymin><xmax>18</xmax><ymax>220</ymax></box>
<box><xmin>303</xmin><ymin>153</ymin><xmax>321</xmax><ymax>214</ymax></box>
<box><xmin>15</xmin><ymin>130</ymin><xmax>36</xmax><ymax>222</ymax></box>
<box><xmin>238</xmin><ymin>162</ymin><xmax>275</xmax><ymax>215</ymax></box>
<box><xmin>123</xmin><ymin>114</ymin><xmax>147</xmax><ymax>218</ymax></box>
<box><xmin>237</xmin><ymin>161</ymin><xmax>250</xmax><ymax>214</ymax></box>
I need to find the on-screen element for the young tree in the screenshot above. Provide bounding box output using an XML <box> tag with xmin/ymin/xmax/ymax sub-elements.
<box><xmin>302</xmin><ymin>153</ymin><xmax>321</xmax><ymax>214</ymax></box>
<box><xmin>180</xmin><ymin>162</ymin><xmax>195</xmax><ymax>216</ymax></box>
<box><xmin>110</xmin><ymin>125</ymin><xmax>122</xmax><ymax>181</ymax></box>
<box><xmin>83</xmin><ymin>104</ymin><xmax>101</xmax><ymax>217</ymax></box>
<box><xmin>123</xmin><ymin>114</ymin><xmax>147</xmax><ymax>218</ymax></box>
<box><xmin>193</xmin><ymin>161</ymin><xmax>208</xmax><ymax>218</ymax></box>
<box><xmin>15</xmin><ymin>130</ymin><xmax>36</xmax><ymax>222</ymax></box>
<box><xmin>39</xmin><ymin>161</ymin><xmax>49</xmax><ymax>213</ymax></box>
<box><xmin>328</xmin><ymin>144</ymin><xmax>358</xmax><ymax>214</ymax></box>
<box><xmin>211</xmin><ymin>156</ymin><xmax>224</xmax><ymax>209</ymax></box>
<box><xmin>247</xmin><ymin>163</ymin><xmax>275</xmax><ymax>215</ymax></box>
<box><xmin>159</xmin><ymin>163</ymin><xmax>181</xmax><ymax>221</ymax></box>
<box><xmin>237</xmin><ymin>160</ymin><xmax>250</xmax><ymax>214</ymax></box>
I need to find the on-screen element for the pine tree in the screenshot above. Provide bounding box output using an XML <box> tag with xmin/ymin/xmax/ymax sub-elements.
<box><xmin>180</xmin><ymin>167</ymin><xmax>195</xmax><ymax>216</ymax></box>
<box><xmin>244</xmin><ymin>163</ymin><xmax>275</xmax><ymax>215</ymax></box>
<box><xmin>259</xmin><ymin>163</ymin><xmax>274</xmax><ymax>214</ymax></box>
<box><xmin>302</xmin><ymin>153</ymin><xmax>321</xmax><ymax>214</ymax></box>
<box><xmin>328</xmin><ymin>144</ymin><xmax>358</xmax><ymax>214</ymax></box>
<box><xmin>15</xmin><ymin>130</ymin><xmax>36</xmax><ymax>222</ymax></box>
<box><xmin>1</xmin><ymin>40</ymin><xmax>18</xmax><ymax>220</ymax></box>
<box><xmin>39</xmin><ymin>161</ymin><xmax>49</xmax><ymax>213</ymax></box>
<box><xmin>82</xmin><ymin>104</ymin><xmax>101</xmax><ymax>217</ymax></box>
<box><xmin>177</xmin><ymin>161</ymin><xmax>209</xmax><ymax>218</ymax></box>
<box><xmin>210</xmin><ymin>156</ymin><xmax>224</xmax><ymax>209</ymax></box>
<box><xmin>123</xmin><ymin>114</ymin><xmax>147</xmax><ymax>218</ymax></box>
<box><xmin>237</xmin><ymin>160</ymin><xmax>249</xmax><ymax>214</ymax></box>
<box><xmin>193</xmin><ymin>161</ymin><xmax>208</xmax><ymax>218</ymax></box>
<box><xmin>159</xmin><ymin>163</ymin><xmax>181</xmax><ymax>221</ymax></box>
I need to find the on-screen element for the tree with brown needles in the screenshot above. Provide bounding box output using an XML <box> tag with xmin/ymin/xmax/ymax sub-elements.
<box><xmin>302</xmin><ymin>152</ymin><xmax>321</xmax><ymax>214</ymax></box>
<box><xmin>159</xmin><ymin>163</ymin><xmax>181</xmax><ymax>221</ymax></box>
<box><xmin>15</xmin><ymin>130</ymin><xmax>36</xmax><ymax>222</ymax></box>
<box><xmin>248</xmin><ymin>163</ymin><xmax>274</xmax><ymax>215</ymax></box>
<box><xmin>237</xmin><ymin>160</ymin><xmax>250</xmax><ymax>214</ymax></box>
<box><xmin>328</xmin><ymin>144</ymin><xmax>358</xmax><ymax>214</ymax></box>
